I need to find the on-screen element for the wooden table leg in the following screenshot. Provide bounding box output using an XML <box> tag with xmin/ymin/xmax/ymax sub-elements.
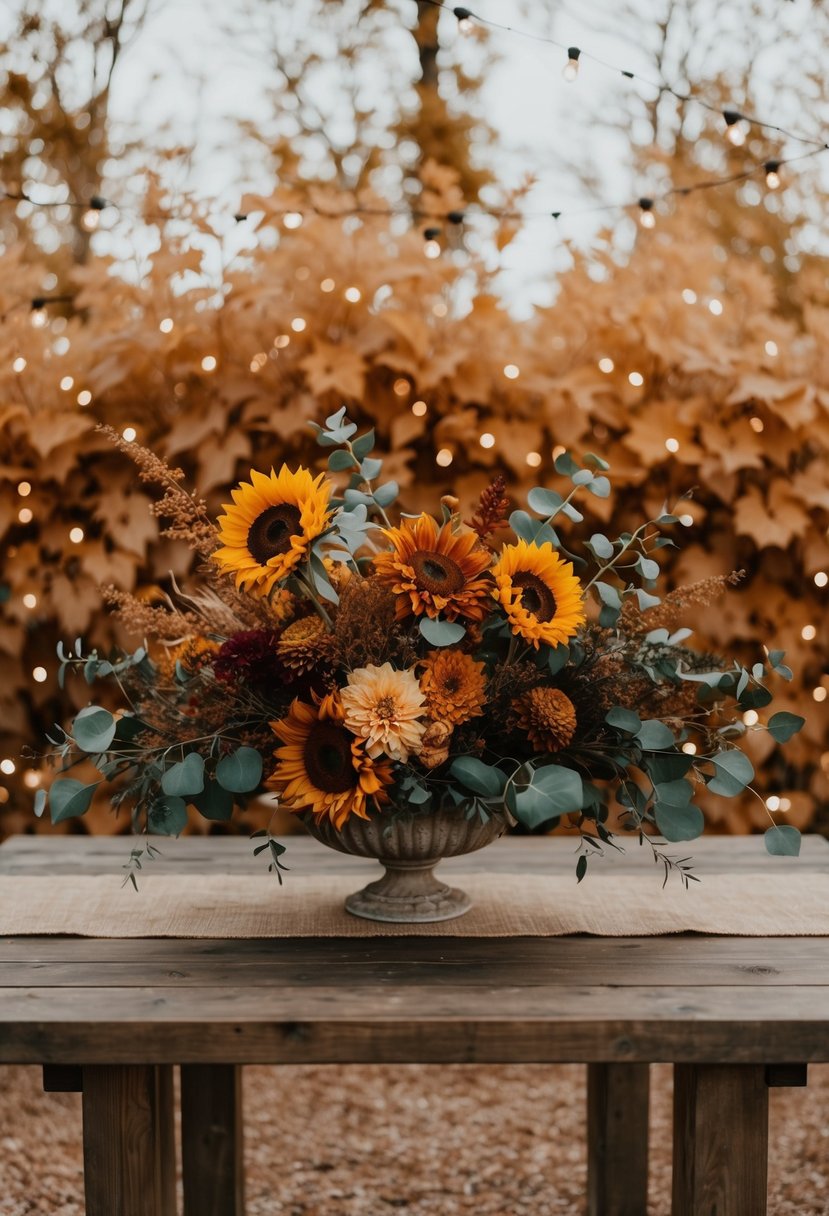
<box><xmin>587</xmin><ymin>1062</ymin><xmax>650</xmax><ymax>1216</ymax></box>
<box><xmin>181</xmin><ymin>1064</ymin><xmax>244</xmax><ymax>1216</ymax></box>
<box><xmin>82</xmin><ymin>1064</ymin><xmax>176</xmax><ymax>1216</ymax></box>
<box><xmin>672</xmin><ymin>1064</ymin><xmax>769</xmax><ymax>1216</ymax></box>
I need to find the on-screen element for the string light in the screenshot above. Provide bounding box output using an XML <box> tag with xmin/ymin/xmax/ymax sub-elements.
<box><xmin>637</xmin><ymin>198</ymin><xmax>656</xmax><ymax>228</ymax></box>
<box><xmin>479</xmin><ymin>432</ymin><xmax>495</xmax><ymax>448</ymax></box>
<box><xmin>32</xmin><ymin>666</ymin><xmax>47</xmax><ymax>683</ymax></box>
<box><xmin>681</xmin><ymin>742</ymin><xmax>697</xmax><ymax>755</ymax></box>
<box><xmin>628</xmin><ymin>371</ymin><xmax>644</xmax><ymax>386</ymax></box>
<box><xmin>159</xmin><ymin>317</ymin><xmax>174</xmax><ymax>332</ymax></box>
<box><xmin>412</xmin><ymin>400</ymin><xmax>428</xmax><ymax>416</ymax></box>
<box><xmin>201</xmin><ymin>355</ymin><xmax>217</xmax><ymax>371</ymax></box>
<box><xmin>764</xmin><ymin>160</ymin><xmax>781</xmax><ymax>190</ymax></box>
<box><xmin>563</xmin><ymin>46</ymin><xmax>581</xmax><ymax>82</ymax></box>
<box><xmin>766</xmin><ymin>794</ymin><xmax>781</xmax><ymax>811</ymax></box>
<box><xmin>30</xmin><ymin>301</ymin><xmax>47</xmax><ymax>328</ymax></box>
<box><xmin>552</xmin><ymin>444</ymin><xmax>566</xmax><ymax>459</ymax></box>
<box><xmin>424</xmin><ymin>239</ymin><xmax>441</xmax><ymax>259</ymax></box>
<box><xmin>503</xmin><ymin>364</ymin><xmax>520</xmax><ymax>379</ymax></box>
<box><xmin>60</xmin><ymin>375</ymin><xmax>74</xmax><ymax>391</ymax></box>
<box><xmin>723</xmin><ymin>109</ymin><xmax>747</xmax><ymax>146</ymax></box>
<box><xmin>679</xmin><ymin>513</ymin><xmax>694</xmax><ymax>526</ymax></box>
<box><xmin>813</xmin><ymin>687</ymin><xmax>827</xmax><ymax>703</ymax></box>
<box><xmin>526</xmin><ymin>451</ymin><xmax>542</xmax><ymax>467</ymax></box>
<box><xmin>743</xmin><ymin>710</ymin><xmax>759</xmax><ymax>726</ymax></box>
<box><xmin>344</xmin><ymin>287</ymin><xmax>361</xmax><ymax>303</ymax></box>
<box><xmin>0</xmin><ymin>760</ymin><xmax>15</xmax><ymax>776</ymax></box>
<box><xmin>802</xmin><ymin>625</ymin><xmax>817</xmax><ymax>641</ymax></box>
<box><xmin>12</xmin><ymin>357</ymin><xmax>26</xmax><ymax>373</ymax></box>
<box><xmin>23</xmin><ymin>770</ymin><xmax>41</xmax><ymax>789</ymax></box>
<box><xmin>765</xmin><ymin>340</ymin><xmax>778</xmax><ymax>356</ymax></box>
<box><xmin>77</xmin><ymin>389</ymin><xmax>92</xmax><ymax>406</ymax></box>
<box><xmin>436</xmin><ymin>448</ymin><xmax>453</xmax><ymax>466</ymax></box>
<box><xmin>749</xmin><ymin>416</ymin><xmax>764</xmax><ymax>432</ymax></box>
<box><xmin>682</xmin><ymin>288</ymin><xmax>697</xmax><ymax>303</ymax></box>
<box><xmin>283</xmin><ymin>212</ymin><xmax>303</xmax><ymax>229</ymax></box>
<box><xmin>122</xmin><ymin>427</ymin><xmax>137</xmax><ymax>442</ymax></box>
<box><xmin>814</xmin><ymin>571</ymin><xmax>828</xmax><ymax>588</ymax></box>
<box><xmin>69</xmin><ymin>526</ymin><xmax>84</xmax><ymax>544</ymax></box>
<box><xmin>290</xmin><ymin>318</ymin><xmax>306</xmax><ymax>332</ymax></box>
<box><xmin>17</xmin><ymin>482</ymin><xmax>31</xmax><ymax>497</ymax></box>
<box><xmin>708</xmin><ymin>298</ymin><xmax>723</xmax><ymax>315</ymax></box>
<box><xmin>22</xmin><ymin>593</ymin><xmax>37</xmax><ymax>609</ymax></box>
<box><xmin>453</xmin><ymin>5</ymin><xmax>474</xmax><ymax>34</ymax></box>
<box><xmin>598</xmin><ymin>357</ymin><xmax>614</xmax><ymax>373</ymax></box>
<box><xmin>665</xmin><ymin>437</ymin><xmax>680</xmax><ymax>452</ymax></box>
<box><xmin>274</xmin><ymin>334</ymin><xmax>290</xmax><ymax>348</ymax></box>
<box><xmin>320</xmin><ymin>278</ymin><xmax>335</xmax><ymax>292</ymax></box>
<box><xmin>18</xmin><ymin>507</ymin><xmax>33</xmax><ymax>524</ymax></box>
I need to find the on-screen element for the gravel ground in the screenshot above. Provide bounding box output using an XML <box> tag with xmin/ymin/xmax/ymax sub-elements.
<box><xmin>1</xmin><ymin>1063</ymin><xmax>827</xmax><ymax>1215</ymax></box>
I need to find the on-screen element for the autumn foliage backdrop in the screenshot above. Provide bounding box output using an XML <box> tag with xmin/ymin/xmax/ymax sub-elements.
<box><xmin>0</xmin><ymin>0</ymin><xmax>827</xmax><ymax>837</ymax></box>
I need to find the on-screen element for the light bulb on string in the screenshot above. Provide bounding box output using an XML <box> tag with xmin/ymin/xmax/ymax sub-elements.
<box><xmin>563</xmin><ymin>47</ymin><xmax>581</xmax><ymax>82</ymax></box>
<box><xmin>453</xmin><ymin>5</ymin><xmax>473</xmax><ymax>34</ymax></box>
<box><xmin>764</xmin><ymin>160</ymin><xmax>781</xmax><ymax>190</ymax></box>
<box><xmin>723</xmin><ymin>109</ymin><xmax>747</xmax><ymax>146</ymax></box>
<box><xmin>30</xmin><ymin>298</ymin><xmax>47</xmax><ymax>328</ymax></box>
<box><xmin>638</xmin><ymin>198</ymin><xmax>655</xmax><ymax>229</ymax></box>
<box><xmin>81</xmin><ymin>194</ymin><xmax>108</xmax><ymax>232</ymax></box>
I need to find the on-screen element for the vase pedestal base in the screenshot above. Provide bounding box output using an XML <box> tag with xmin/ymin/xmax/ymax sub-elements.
<box><xmin>345</xmin><ymin>859</ymin><xmax>472</xmax><ymax>923</ymax></box>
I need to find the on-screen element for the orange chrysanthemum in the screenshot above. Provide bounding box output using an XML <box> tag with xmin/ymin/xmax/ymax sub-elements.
<box><xmin>513</xmin><ymin>687</ymin><xmax>578</xmax><ymax>753</ymax></box>
<box><xmin>492</xmin><ymin>541</ymin><xmax>586</xmax><ymax>648</ymax></box>
<box><xmin>419</xmin><ymin>650</ymin><xmax>487</xmax><ymax>726</ymax></box>
<box><xmin>270</xmin><ymin>694</ymin><xmax>392</xmax><ymax>829</ymax></box>
<box><xmin>212</xmin><ymin>466</ymin><xmax>333</xmax><ymax>597</ymax></box>
<box><xmin>372</xmin><ymin>514</ymin><xmax>493</xmax><ymax>622</ymax></box>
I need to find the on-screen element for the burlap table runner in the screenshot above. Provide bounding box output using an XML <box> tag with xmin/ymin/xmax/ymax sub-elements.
<box><xmin>1</xmin><ymin>871</ymin><xmax>826</xmax><ymax>936</ymax></box>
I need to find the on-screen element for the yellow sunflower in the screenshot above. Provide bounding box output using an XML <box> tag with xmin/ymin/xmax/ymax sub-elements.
<box><xmin>212</xmin><ymin>466</ymin><xmax>333</xmax><ymax>597</ymax></box>
<box><xmin>492</xmin><ymin>540</ymin><xmax>586</xmax><ymax>648</ymax></box>
<box><xmin>372</xmin><ymin>514</ymin><xmax>492</xmax><ymax>622</ymax></box>
<box><xmin>270</xmin><ymin>694</ymin><xmax>392</xmax><ymax>829</ymax></box>
<box><xmin>419</xmin><ymin>650</ymin><xmax>487</xmax><ymax>726</ymax></box>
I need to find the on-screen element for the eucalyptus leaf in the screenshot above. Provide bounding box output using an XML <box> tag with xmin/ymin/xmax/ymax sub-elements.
<box><xmin>161</xmin><ymin>752</ymin><xmax>205</xmax><ymax>798</ymax></box>
<box><xmin>449</xmin><ymin>756</ymin><xmax>505</xmax><ymax>799</ymax></box>
<box><xmin>327</xmin><ymin>449</ymin><xmax>358</xmax><ymax>472</ymax></box>
<box><xmin>352</xmin><ymin>429</ymin><xmax>375</xmax><ymax>460</ymax></box>
<box><xmin>766</xmin><ymin>712</ymin><xmax>805</xmax><ymax>744</ymax></box>
<box><xmin>654</xmin><ymin>801</ymin><xmax>704</xmax><ymax>842</ymax></box>
<box><xmin>418</xmin><ymin>617</ymin><xmax>465</xmax><ymax>647</ymax></box>
<box><xmin>588</xmin><ymin>533</ymin><xmax>614</xmax><ymax>559</ymax></box>
<box><xmin>49</xmin><ymin>777</ymin><xmax>100</xmax><ymax>823</ymax></box>
<box><xmin>636</xmin><ymin>720</ymin><xmax>675</xmax><ymax>750</ymax></box>
<box><xmin>72</xmin><ymin>706</ymin><xmax>117</xmax><ymax>753</ymax></box>
<box><xmin>547</xmin><ymin>644</ymin><xmax>569</xmax><ymax>675</ymax></box>
<box><xmin>606</xmin><ymin>706</ymin><xmax>641</xmax><ymax>734</ymax></box>
<box><xmin>512</xmin><ymin>765</ymin><xmax>583</xmax><ymax>829</ymax></box>
<box><xmin>707</xmin><ymin>749</ymin><xmax>754</xmax><ymax>796</ymax></box>
<box><xmin>587</xmin><ymin>475</ymin><xmax>611</xmax><ymax>498</ymax></box>
<box><xmin>192</xmin><ymin>778</ymin><xmax>234</xmax><ymax>822</ymax></box>
<box><xmin>373</xmin><ymin>480</ymin><xmax>399</xmax><ymax>507</ymax></box>
<box><xmin>34</xmin><ymin>788</ymin><xmax>47</xmax><ymax>817</ymax></box>
<box><xmin>360</xmin><ymin>456</ymin><xmax>383</xmax><ymax>480</ymax></box>
<box><xmin>148</xmin><ymin>796</ymin><xmax>188</xmax><ymax>837</ymax></box>
<box><xmin>216</xmin><ymin>746</ymin><xmax>264</xmax><ymax>793</ymax></box>
<box><xmin>764</xmin><ymin>825</ymin><xmax>801</xmax><ymax>856</ymax></box>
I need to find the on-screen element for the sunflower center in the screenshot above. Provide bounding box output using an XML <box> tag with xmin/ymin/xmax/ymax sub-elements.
<box><xmin>248</xmin><ymin>504</ymin><xmax>302</xmax><ymax>564</ymax></box>
<box><xmin>513</xmin><ymin>572</ymin><xmax>557</xmax><ymax>622</ymax></box>
<box><xmin>411</xmin><ymin>550</ymin><xmax>466</xmax><ymax>595</ymax></box>
<box><xmin>303</xmin><ymin>721</ymin><xmax>356</xmax><ymax>794</ymax></box>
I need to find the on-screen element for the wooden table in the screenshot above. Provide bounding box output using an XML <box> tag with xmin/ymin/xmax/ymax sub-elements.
<box><xmin>1</xmin><ymin>834</ymin><xmax>827</xmax><ymax>1216</ymax></box>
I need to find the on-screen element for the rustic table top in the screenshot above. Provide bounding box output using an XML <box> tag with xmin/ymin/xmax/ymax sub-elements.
<box><xmin>1</xmin><ymin>833</ymin><xmax>828</xmax><ymax>1067</ymax></box>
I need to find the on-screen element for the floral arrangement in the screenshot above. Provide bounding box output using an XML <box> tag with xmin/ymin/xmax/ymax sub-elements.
<box><xmin>36</xmin><ymin>410</ymin><xmax>805</xmax><ymax>885</ymax></box>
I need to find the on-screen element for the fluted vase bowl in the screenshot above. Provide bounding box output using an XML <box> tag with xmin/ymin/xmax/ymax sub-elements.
<box><xmin>302</xmin><ymin>805</ymin><xmax>513</xmax><ymax>923</ymax></box>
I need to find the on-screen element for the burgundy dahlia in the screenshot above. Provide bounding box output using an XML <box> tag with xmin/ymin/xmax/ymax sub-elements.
<box><xmin>214</xmin><ymin>629</ymin><xmax>284</xmax><ymax>693</ymax></box>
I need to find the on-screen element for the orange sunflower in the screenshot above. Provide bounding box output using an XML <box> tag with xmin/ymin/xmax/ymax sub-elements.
<box><xmin>492</xmin><ymin>540</ymin><xmax>586</xmax><ymax>649</ymax></box>
<box><xmin>372</xmin><ymin>514</ymin><xmax>492</xmax><ymax>622</ymax></box>
<box><xmin>270</xmin><ymin>694</ymin><xmax>392</xmax><ymax>829</ymax></box>
<box><xmin>212</xmin><ymin>466</ymin><xmax>333</xmax><ymax>597</ymax></box>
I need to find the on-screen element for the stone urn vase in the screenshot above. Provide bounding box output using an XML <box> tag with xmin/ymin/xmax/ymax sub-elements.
<box><xmin>303</xmin><ymin>805</ymin><xmax>513</xmax><ymax>923</ymax></box>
